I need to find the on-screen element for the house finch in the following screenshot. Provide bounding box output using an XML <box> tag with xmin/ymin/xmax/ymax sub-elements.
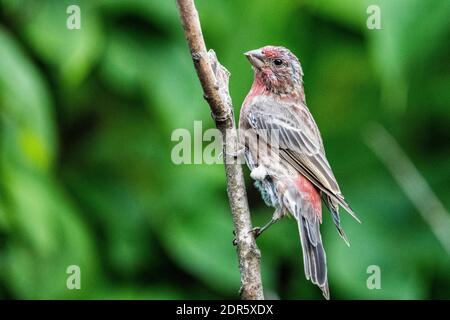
<box><xmin>239</xmin><ymin>46</ymin><xmax>360</xmax><ymax>299</ymax></box>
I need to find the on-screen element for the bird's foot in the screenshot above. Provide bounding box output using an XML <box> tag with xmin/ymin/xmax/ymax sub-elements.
<box><xmin>234</xmin><ymin>227</ymin><xmax>262</xmax><ymax>244</ymax></box>
<box><xmin>249</xmin><ymin>226</ymin><xmax>262</xmax><ymax>238</ymax></box>
<box><xmin>249</xmin><ymin>215</ymin><xmax>281</xmax><ymax>240</ymax></box>
<box><xmin>218</xmin><ymin>146</ymin><xmax>245</xmax><ymax>160</ymax></box>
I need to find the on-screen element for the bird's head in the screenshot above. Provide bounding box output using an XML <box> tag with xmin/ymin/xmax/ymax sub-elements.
<box><xmin>245</xmin><ymin>46</ymin><xmax>303</xmax><ymax>96</ymax></box>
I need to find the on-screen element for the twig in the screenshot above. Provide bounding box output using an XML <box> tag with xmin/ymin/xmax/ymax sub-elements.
<box><xmin>175</xmin><ymin>0</ymin><xmax>264</xmax><ymax>299</ymax></box>
<box><xmin>365</xmin><ymin>123</ymin><xmax>450</xmax><ymax>255</ymax></box>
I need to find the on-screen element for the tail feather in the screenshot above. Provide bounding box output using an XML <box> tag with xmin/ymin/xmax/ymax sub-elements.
<box><xmin>334</xmin><ymin>194</ymin><xmax>361</xmax><ymax>224</ymax></box>
<box><xmin>297</xmin><ymin>215</ymin><xmax>329</xmax><ymax>299</ymax></box>
<box><xmin>325</xmin><ymin>196</ymin><xmax>351</xmax><ymax>247</ymax></box>
<box><xmin>284</xmin><ymin>184</ymin><xmax>330</xmax><ymax>299</ymax></box>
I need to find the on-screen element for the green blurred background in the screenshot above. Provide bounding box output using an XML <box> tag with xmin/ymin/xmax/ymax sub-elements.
<box><xmin>0</xmin><ymin>0</ymin><xmax>449</xmax><ymax>299</ymax></box>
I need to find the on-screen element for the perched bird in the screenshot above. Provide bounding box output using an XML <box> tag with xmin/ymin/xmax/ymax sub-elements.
<box><xmin>239</xmin><ymin>46</ymin><xmax>360</xmax><ymax>299</ymax></box>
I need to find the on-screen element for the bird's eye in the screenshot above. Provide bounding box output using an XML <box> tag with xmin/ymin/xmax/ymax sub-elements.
<box><xmin>274</xmin><ymin>59</ymin><xmax>283</xmax><ymax>66</ymax></box>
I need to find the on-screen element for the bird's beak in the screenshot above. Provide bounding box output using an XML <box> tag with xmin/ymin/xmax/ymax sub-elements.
<box><xmin>244</xmin><ymin>49</ymin><xmax>265</xmax><ymax>69</ymax></box>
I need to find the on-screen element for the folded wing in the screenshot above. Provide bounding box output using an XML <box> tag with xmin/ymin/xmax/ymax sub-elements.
<box><xmin>246</xmin><ymin>98</ymin><xmax>360</xmax><ymax>223</ymax></box>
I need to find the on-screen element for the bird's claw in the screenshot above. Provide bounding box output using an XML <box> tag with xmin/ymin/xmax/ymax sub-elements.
<box><xmin>218</xmin><ymin>147</ymin><xmax>244</xmax><ymax>161</ymax></box>
<box><xmin>249</xmin><ymin>227</ymin><xmax>262</xmax><ymax>238</ymax></box>
<box><xmin>234</xmin><ymin>227</ymin><xmax>262</xmax><ymax>245</ymax></box>
<box><xmin>226</xmin><ymin>147</ymin><xmax>245</xmax><ymax>160</ymax></box>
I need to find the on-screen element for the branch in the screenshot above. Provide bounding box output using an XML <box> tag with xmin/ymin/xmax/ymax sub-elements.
<box><xmin>175</xmin><ymin>0</ymin><xmax>264</xmax><ymax>299</ymax></box>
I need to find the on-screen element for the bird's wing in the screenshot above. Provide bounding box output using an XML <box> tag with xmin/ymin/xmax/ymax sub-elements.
<box><xmin>246</xmin><ymin>98</ymin><xmax>360</xmax><ymax>222</ymax></box>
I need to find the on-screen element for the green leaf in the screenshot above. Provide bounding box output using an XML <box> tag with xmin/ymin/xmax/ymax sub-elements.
<box><xmin>0</xmin><ymin>27</ymin><xmax>56</xmax><ymax>171</ymax></box>
<box><xmin>22</xmin><ymin>0</ymin><xmax>103</xmax><ymax>88</ymax></box>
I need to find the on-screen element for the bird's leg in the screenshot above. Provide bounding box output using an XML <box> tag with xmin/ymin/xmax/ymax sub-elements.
<box><xmin>251</xmin><ymin>218</ymin><xmax>277</xmax><ymax>238</ymax></box>
<box><xmin>251</xmin><ymin>208</ymin><xmax>283</xmax><ymax>238</ymax></box>
<box><xmin>234</xmin><ymin>217</ymin><xmax>278</xmax><ymax>245</ymax></box>
<box><xmin>233</xmin><ymin>209</ymin><xmax>282</xmax><ymax>244</ymax></box>
<box><xmin>218</xmin><ymin>145</ymin><xmax>245</xmax><ymax>160</ymax></box>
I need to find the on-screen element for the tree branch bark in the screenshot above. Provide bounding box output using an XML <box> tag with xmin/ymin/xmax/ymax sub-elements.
<box><xmin>175</xmin><ymin>0</ymin><xmax>264</xmax><ymax>300</ymax></box>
